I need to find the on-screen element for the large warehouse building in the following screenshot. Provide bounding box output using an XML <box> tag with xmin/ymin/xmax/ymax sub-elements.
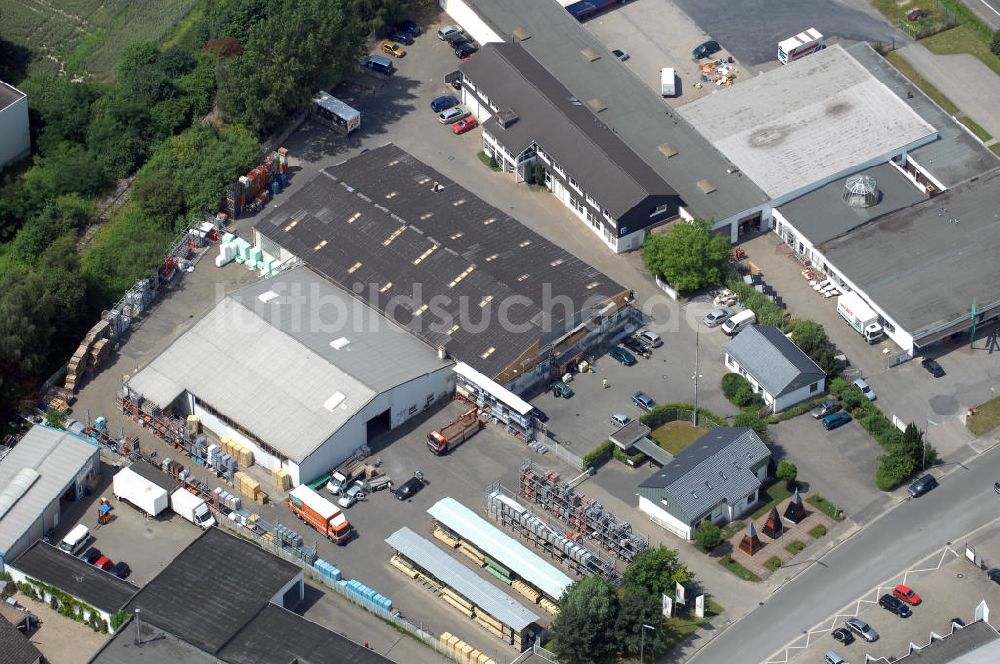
<box><xmin>125</xmin><ymin>266</ymin><xmax>454</xmax><ymax>486</ymax></box>
<box><xmin>0</xmin><ymin>425</ymin><xmax>100</xmax><ymax>568</ymax></box>
<box><xmin>252</xmin><ymin>143</ymin><xmax>636</xmax><ymax>396</ymax></box>
<box><xmin>0</xmin><ymin>80</ymin><xmax>30</xmax><ymax>171</ymax></box>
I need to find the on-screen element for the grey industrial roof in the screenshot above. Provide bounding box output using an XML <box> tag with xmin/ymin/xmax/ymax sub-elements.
<box><xmin>385</xmin><ymin>527</ymin><xmax>539</xmax><ymax>632</ymax></box>
<box><xmin>454</xmin><ymin>0</ymin><xmax>768</xmax><ymax>221</ymax></box>
<box><xmin>0</xmin><ymin>613</ymin><xmax>42</xmax><ymax>664</ymax></box>
<box><xmin>631</xmin><ymin>437</ymin><xmax>675</xmax><ymax>467</ymax></box>
<box><xmin>610</xmin><ymin>420</ymin><xmax>651</xmax><ymax>448</ymax></box>
<box><xmin>846</xmin><ymin>43</ymin><xmax>1000</xmax><ymax>188</ymax></box>
<box><xmin>460</xmin><ymin>43</ymin><xmax>675</xmax><ymax>218</ymax></box>
<box><xmin>126</xmin><ymin>529</ymin><xmax>299</xmax><ymax>655</ymax></box>
<box><xmin>0</xmin><ymin>425</ymin><xmax>99</xmax><ymax>558</ymax></box>
<box><xmin>11</xmin><ymin>541</ymin><xmax>138</xmax><ymax>613</ymax></box>
<box><xmin>778</xmin><ymin>162</ymin><xmax>927</xmax><ymax>245</ymax></box>
<box><xmin>91</xmin><ymin>622</ymin><xmax>222</xmax><ymax>664</ymax></box>
<box><xmin>820</xmin><ymin>167</ymin><xmax>1000</xmax><ymax>339</ymax></box>
<box><xmin>871</xmin><ymin>620</ymin><xmax>1000</xmax><ymax>663</ymax></box>
<box><xmin>427</xmin><ymin>497</ymin><xmax>573</xmax><ymax>601</ymax></box>
<box><xmin>218</xmin><ymin>604</ymin><xmax>395</xmax><ymax>664</ymax></box>
<box><xmin>0</xmin><ymin>81</ymin><xmax>25</xmax><ymax>113</ymax></box>
<box><xmin>639</xmin><ymin>428</ymin><xmax>770</xmax><ymax>524</ymax></box>
<box><xmin>725</xmin><ymin>326</ymin><xmax>825</xmax><ymax>398</ymax></box>
<box><xmin>679</xmin><ymin>45</ymin><xmax>937</xmax><ymax>201</ymax></box>
<box><xmin>127</xmin><ymin>266</ymin><xmax>450</xmax><ymax>463</ymax></box>
<box><xmin>254</xmin><ymin>144</ymin><xmax>627</xmax><ymax>379</ymax></box>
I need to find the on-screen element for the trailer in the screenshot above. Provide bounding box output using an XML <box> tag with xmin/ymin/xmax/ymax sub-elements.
<box><xmin>312</xmin><ymin>91</ymin><xmax>361</xmax><ymax>135</ymax></box>
<box><xmin>287</xmin><ymin>485</ymin><xmax>353</xmax><ymax>544</ymax></box>
<box><xmin>837</xmin><ymin>291</ymin><xmax>884</xmax><ymax>343</ymax></box>
<box><xmin>777</xmin><ymin>28</ymin><xmax>825</xmax><ymax>64</ymax></box>
<box><xmin>560</xmin><ymin>0</ymin><xmax>625</xmax><ymax>21</ymax></box>
<box><xmin>427</xmin><ymin>407</ymin><xmax>483</xmax><ymax>455</ymax></box>
<box><xmin>112</xmin><ymin>464</ymin><xmax>171</xmax><ymax>517</ymax></box>
<box><xmin>170</xmin><ymin>488</ymin><xmax>216</xmax><ymax>529</ymax></box>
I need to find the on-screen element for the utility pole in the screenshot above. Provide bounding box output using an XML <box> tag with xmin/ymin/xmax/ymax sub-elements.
<box><xmin>970</xmin><ymin>298</ymin><xmax>977</xmax><ymax>350</ymax></box>
<box><xmin>692</xmin><ymin>325</ymin><xmax>701</xmax><ymax>426</ymax></box>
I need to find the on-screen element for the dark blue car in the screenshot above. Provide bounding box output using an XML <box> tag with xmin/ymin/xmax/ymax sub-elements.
<box><xmin>396</xmin><ymin>20</ymin><xmax>420</xmax><ymax>37</ymax></box>
<box><xmin>431</xmin><ymin>95</ymin><xmax>459</xmax><ymax>112</ymax></box>
<box><xmin>822</xmin><ymin>412</ymin><xmax>852</xmax><ymax>430</ymax></box>
<box><xmin>388</xmin><ymin>30</ymin><xmax>414</xmax><ymax>45</ymax></box>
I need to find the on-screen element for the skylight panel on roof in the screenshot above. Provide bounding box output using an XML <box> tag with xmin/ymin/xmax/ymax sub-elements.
<box><xmin>452</xmin><ymin>198</ymin><xmax>466</xmax><ymax>206</ymax></box>
<box><xmin>483</xmin><ymin>217</ymin><xmax>496</xmax><ymax>225</ymax></box>
<box><xmin>658</xmin><ymin>143</ymin><xmax>678</xmax><ymax>158</ymax></box>
<box><xmin>348</xmin><ymin>262</ymin><xmax>362</xmax><ymax>273</ymax></box>
<box><xmin>581</xmin><ymin>47</ymin><xmax>601</xmax><ymax>62</ymax></box>
<box><xmin>380</xmin><ymin>282</ymin><xmax>393</xmax><ymax>293</ymax></box>
<box><xmin>383</xmin><ymin>225</ymin><xmax>406</xmax><ymax>246</ymax></box>
<box><xmin>414</xmin><ymin>246</ymin><xmax>437</xmax><ymax>264</ymax></box>
<box><xmin>258</xmin><ymin>290</ymin><xmax>280</xmax><ymax>303</ymax></box>
<box><xmin>323</xmin><ymin>392</ymin><xmax>346</xmax><ymax>411</ymax></box>
<box><xmin>330</xmin><ymin>337</ymin><xmax>350</xmax><ymax>350</ymax></box>
<box><xmin>314</xmin><ymin>240</ymin><xmax>328</xmax><ymax>251</ymax></box>
<box><xmin>697</xmin><ymin>179</ymin><xmax>717</xmax><ymax>194</ymax></box>
<box><xmin>481</xmin><ymin>347</ymin><xmax>495</xmax><ymax>359</ymax></box>
<box><xmin>448</xmin><ymin>266</ymin><xmax>474</xmax><ymax>288</ymax></box>
<box><xmin>586</xmin><ymin>98</ymin><xmax>607</xmax><ymax>113</ymax></box>
<box><xmin>347</xmin><ymin>212</ymin><xmax>361</xmax><ymax>223</ymax></box>
<box><xmin>447</xmin><ymin>324</ymin><xmax>460</xmax><ymax>335</ymax></box>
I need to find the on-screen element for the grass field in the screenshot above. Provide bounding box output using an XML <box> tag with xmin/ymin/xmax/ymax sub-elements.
<box><xmin>1</xmin><ymin>0</ymin><xmax>200</xmax><ymax>79</ymax></box>
<box><xmin>922</xmin><ymin>25</ymin><xmax>1000</xmax><ymax>78</ymax></box>
<box><xmin>650</xmin><ymin>421</ymin><xmax>707</xmax><ymax>455</ymax></box>
<box><xmin>967</xmin><ymin>395</ymin><xmax>1000</xmax><ymax>436</ymax></box>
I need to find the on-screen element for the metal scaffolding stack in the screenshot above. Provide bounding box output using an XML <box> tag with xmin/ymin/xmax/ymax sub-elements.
<box><xmin>485</xmin><ymin>482</ymin><xmax>618</xmax><ymax>584</ymax></box>
<box><xmin>518</xmin><ymin>462</ymin><xmax>648</xmax><ymax>562</ymax></box>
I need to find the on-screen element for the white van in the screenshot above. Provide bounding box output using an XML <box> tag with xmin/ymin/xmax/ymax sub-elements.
<box><xmin>660</xmin><ymin>68</ymin><xmax>676</xmax><ymax>97</ymax></box>
<box><xmin>59</xmin><ymin>524</ymin><xmax>90</xmax><ymax>555</ymax></box>
<box><xmin>721</xmin><ymin>309</ymin><xmax>756</xmax><ymax>336</ymax></box>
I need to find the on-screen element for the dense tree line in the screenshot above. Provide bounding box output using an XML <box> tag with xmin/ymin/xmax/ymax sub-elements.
<box><xmin>0</xmin><ymin>0</ymin><xmax>406</xmax><ymax>421</ymax></box>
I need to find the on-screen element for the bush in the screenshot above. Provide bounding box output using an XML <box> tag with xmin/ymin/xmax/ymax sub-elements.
<box><xmin>613</xmin><ymin>447</ymin><xmax>648</xmax><ymax>467</ymax></box>
<box><xmin>992</xmin><ymin>29</ymin><xmax>1000</xmax><ymax>56</ymax></box>
<box><xmin>769</xmin><ymin>396</ymin><xmax>828</xmax><ymax>424</ymax></box>
<box><xmin>828</xmin><ymin>377</ymin><xmax>851</xmax><ymax>398</ymax></box>
<box><xmin>695</xmin><ymin>521</ymin><xmax>723</xmax><ymax>552</ymax></box>
<box><xmin>875</xmin><ymin>451</ymin><xmax>916</xmax><ymax>491</ymax></box>
<box><xmin>488</xmin><ymin>154</ymin><xmax>498</xmax><ymax>169</ymax></box>
<box><xmin>110</xmin><ymin>610</ymin><xmax>129</xmax><ymax>631</ymax></box>
<box><xmin>727</xmin><ymin>279</ymin><xmax>792</xmax><ymax>331</ymax></box>
<box><xmin>840</xmin><ymin>385</ymin><xmax>864</xmax><ymax>411</ymax></box>
<box><xmin>734</xmin><ymin>410</ymin><xmax>769</xmax><ymax>442</ymax></box>
<box><xmin>721</xmin><ymin>373</ymin><xmax>745</xmax><ymax>401</ymax></box>
<box><xmin>582</xmin><ymin>440</ymin><xmax>616</xmax><ymax>471</ymax></box>
<box><xmin>776</xmin><ymin>461</ymin><xmax>797</xmax><ymax>489</ymax></box>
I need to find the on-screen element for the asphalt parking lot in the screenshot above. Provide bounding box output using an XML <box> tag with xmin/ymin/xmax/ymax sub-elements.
<box><xmin>51</xmin><ymin>460</ymin><xmax>204</xmax><ymax>587</ymax></box>
<box><xmin>771</xmin><ymin>416</ymin><xmax>890</xmax><ymax>524</ymax></box>
<box><xmin>582</xmin><ymin>0</ymin><xmax>746</xmax><ymax>106</ymax></box>
<box><xmin>671</xmin><ymin>0</ymin><xmax>898</xmax><ymax>67</ymax></box>
<box><xmin>791</xmin><ymin>524</ymin><xmax>1000</xmax><ymax>663</ymax></box>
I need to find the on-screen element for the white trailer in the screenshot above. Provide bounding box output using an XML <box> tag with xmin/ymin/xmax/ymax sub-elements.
<box><xmin>660</xmin><ymin>68</ymin><xmax>676</xmax><ymax>97</ymax></box>
<box><xmin>170</xmin><ymin>488</ymin><xmax>216</xmax><ymax>529</ymax></box>
<box><xmin>837</xmin><ymin>291</ymin><xmax>884</xmax><ymax>343</ymax></box>
<box><xmin>777</xmin><ymin>28</ymin><xmax>825</xmax><ymax>64</ymax></box>
<box><xmin>113</xmin><ymin>466</ymin><xmax>170</xmax><ymax>517</ymax></box>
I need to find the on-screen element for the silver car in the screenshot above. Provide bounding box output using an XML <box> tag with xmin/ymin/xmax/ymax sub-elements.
<box><xmin>438</xmin><ymin>106</ymin><xmax>470</xmax><ymax>124</ymax></box>
<box><xmin>845</xmin><ymin>617</ymin><xmax>878</xmax><ymax>642</ymax></box>
<box><xmin>852</xmin><ymin>378</ymin><xmax>877</xmax><ymax>401</ymax></box>
<box><xmin>636</xmin><ymin>330</ymin><xmax>663</xmax><ymax>348</ymax></box>
<box><xmin>703</xmin><ymin>307</ymin><xmax>734</xmax><ymax>328</ymax></box>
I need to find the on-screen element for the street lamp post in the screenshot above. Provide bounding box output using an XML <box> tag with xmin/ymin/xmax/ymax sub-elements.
<box><xmin>640</xmin><ymin>623</ymin><xmax>655</xmax><ymax>664</ymax></box>
<box><xmin>692</xmin><ymin>325</ymin><xmax>701</xmax><ymax>426</ymax></box>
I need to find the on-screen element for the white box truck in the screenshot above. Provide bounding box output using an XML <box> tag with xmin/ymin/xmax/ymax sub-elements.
<box><xmin>722</xmin><ymin>309</ymin><xmax>756</xmax><ymax>336</ymax></box>
<box><xmin>113</xmin><ymin>465</ymin><xmax>170</xmax><ymax>517</ymax></box>
<box><xmin>170</xmin><ymin>488</ymin><xmax>216</xmax><ymax>529</ymax></box>
<box><xmin>777</xmin><ymin>28</ymin><xmax>825</xmax><ymax>64</ymax></box>
<box><xmin>660</xmin><ymin>68</ymin><xmax>676</xmax><ymax>97</ymax></box>
<box><xmin>837</xmin><ymin>291</ymin><xmax>884</xmax><ymax>343</ymax></box>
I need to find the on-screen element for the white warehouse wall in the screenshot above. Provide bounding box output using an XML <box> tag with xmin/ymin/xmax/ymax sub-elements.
<box><xmin>438</xmin><ymin>0</ymin><xmax>504</xmax><ymax>44</ymax></box>
<box><xmin>638</xmin><ymin>496</ymin><xmax>694</xmax><ymax>541</ymax></box>
<box><xmin>0</xmin><ymin>90</ymin><xmax>30</xmax><ymax>170</ymax></box>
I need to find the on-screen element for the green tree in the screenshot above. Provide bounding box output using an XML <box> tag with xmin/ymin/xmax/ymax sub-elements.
<box><xmin>791</xmin><ymin>320</ymin><xmax>837</xmax><ymax>374</ymax></box>
<box><xmin>18</xmin><ymin>73</ymin><xmax>100</xmax><ymax>154</ymax></box>
<box><xmin>992</xmin><ymin>29</ymin><xmax>1000</xmax><ymax>56</ymax></box>
<box><xmin>0</xmin><ymin>271</ymin><xmax>56</xmax><ymax>407</ymax></box>
<box><xmin>110</xmin><ymin>610</ymin><xmax>129</xmax><ymax>631</ymax></box>
<box><xmin>734</xmin><ymin>410</ymin><xmax>769</xmax><ymax>442</ymax></box>
<box><xmin>875</xmin><ymin>451</ymin><xmax>915</xmax><ymax>491</ymax></box>
<box><xmin>117</xmin><ymin>41</ymin><xmax>175</xmax><ymax>107</ymax></box>
<box><xmin>695</xmin><ymin>520</ymin><xmax>723</xmax><ymax>551</ymax></box>
<box><xmin>642</xmin><ymin>219</ymin><xmax>731</xmax><ymax>293</ymax></box>
<box><xmin>614</xmin><ymin>587</ymin><xmax>669</xmax><ymax>660</ymax></box>
<box><xmin>622</xmin><ymin>545</ymin><xmax>691</xmax><ymax>597</ymax></box>
<box><xmin>776</xmin><ymin>461</ymin><xmax>798</xmax><ymax>489</ymax></box>
<box><xmin>87</xmin><ymin>91</ymin><xmax>158</xmax><ymax>177</ymax></box>
<box><xmin>550</xmin><ymin>577</ymin><xmax>619</xmax><ymax>664</ymax></box>
<box><xmin>721</xmin><ymin>373</ymin><xmax>746</xmax><ymax>401</ymax></box>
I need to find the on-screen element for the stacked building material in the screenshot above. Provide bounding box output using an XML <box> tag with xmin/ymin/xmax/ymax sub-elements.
<box><xmin>234</xmin><ymin>471</ymin><xmax>261</xmax><ymax>501</ymax></box>
<box><xmin>439</xmin><ymin>633</ymin><xmax>498</xmax><ymax>664</ymax></box>
<box><xmin>273</xmin><ymin>468</ymin><xmax>292</xmax><ymax>492</ymax></box>
<box><xmin>64</xmin><ymin>319</ymin><xmax>112</xmax><ymax>393</ymax></box>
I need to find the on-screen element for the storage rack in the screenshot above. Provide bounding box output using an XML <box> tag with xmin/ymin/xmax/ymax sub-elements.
<box><xmin>485</xmin><ymin>482</ymin><xmax>618</xmax><ymax>584</ymax></box>
<box><xmin>518</xmin><ymin>462</ymin><xmax>648</xmax><ymax>562</ymax></box>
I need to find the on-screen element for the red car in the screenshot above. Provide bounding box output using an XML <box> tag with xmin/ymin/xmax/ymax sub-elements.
<box><xmin>94</xmin><ymin>556</ymin><xmax>113</xmax><ymax>571</ymax></box>
<box><xmin>893</xmin><ymin>584</ymin><xmax>921</xmax><ymax>605</ymax></box>
<box><xmin>451</xmin><ymin>117</ymin><xmax>478</xmax><ymax>135</ymax></box>
<box><xmin>907</xmin><ymin>8</ymin><xmax>929</xmax><ymax>20</ymax></box>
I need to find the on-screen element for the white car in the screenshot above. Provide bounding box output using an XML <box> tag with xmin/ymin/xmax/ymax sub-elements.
<box><xmin>852</xmin><ymin>378</ymin><xmax>877</xmax><ymax>401</ymax></box>
<box><xmin>337</xmin><ymin>483</ymin><xmax>366</xmax><ymax>509</ymax></box>
<box><xmin>437</xmin><ymin>25</ymin><xmax>462</xmax><ymax>40</ymax></box>
<box><xmin>636</xmin><ymin>330</ymin><xmax>662</xmax><ymax>348</ymax></box>
<box><xmin>438</xmin><ymin>106</ymin><xmax>470</xmax><ymax>124</ymax></box>
<box><xmin>703</xmin><ymin>307</ymin><xmax>734</xmax><ymax>328</ymax></box>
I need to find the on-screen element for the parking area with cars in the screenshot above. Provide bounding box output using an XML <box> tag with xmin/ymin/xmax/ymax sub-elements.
<box><xmin>792</xmin><ymin>523</ymin><xmax>1000</xmax><ymax>663</ymax></box>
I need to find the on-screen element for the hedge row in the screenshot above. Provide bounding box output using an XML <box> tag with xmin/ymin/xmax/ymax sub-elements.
<box><xmin>727</xmin><ymin>279</ymin><xmax>793</xmax><ymax>332</ymax></box>
<box><xmin>767</xmin><ymin>396</ymin><xmax>830</xmax><ymax>424</ymax></box>
<box><xmin>613</xmin><ymin>447</ymin><xmax>648</xmax><ymax>467</ymax></box>
<box><xmin>582</xmin><ymin>440</ymin><xmax>616</xmax><ymax>471</ymax></box>
<box><xmin>640</xmin><ymin>402</ymin><xmax>727</xmax><ymax>429</ymax></box>
<box><xmin>17</xmin><ymin>579</ymin><xmax>108</xmax><ymax>633</ymax></box>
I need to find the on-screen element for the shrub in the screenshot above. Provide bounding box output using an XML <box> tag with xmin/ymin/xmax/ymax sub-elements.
<box><xmin>582</xmin><ymin>440</ymin><xmax>616</xmax><ymax>471</ymax></box>
<box><xmin>808</xmin><ymin>524</ymin><xmax>828</xmax><ymax>539</ymax></box>
<box><xmin>721</xmin><ymin>373</ymin><xmax>746</xmax><ymax>401</ymax></box>
<box><xmin>613</xmin><ymin>447</ymin><xmax>648</xmax><ymax>467</ymax></box>
<box><xmin>110</xmin><ymin>610</ymin><xmax>129</xmax><ymax>631</ymax></box>
<box><xmin>696</xmin><ymin>521</ymin><xmax>723</xmax><ymax>552</ymax></box>
<box><xmin>50</xmin><ymin>594</ymin><xmax>60</xmax><ymax>611</ymax></box>
<box><xmin>840</xmin><ymin>385</ymin><xmax>864</xmax><ymax>411</ymax></box>
<box><xmin>488</xmin><ymin>154</ymin><xmax>498</xmax><ymax>169</ymax></box>
<box><xmin>776</xmin><ymin>461</ymin><xmax>797</xmax><ymax>489</ymax></box>
<box><xmin>875</xmin><ymin>451</ymin><xmax>916</xmax><ymax>491</ymax></box>
<box><xmin>734</xmin><ymin>410</ymin><xmax>769</xmax><ymax>442</ymax></box>
<box><xmin>993</xmin><ymin>29</ymin><xmax>1000</xmax><ymax>56</ymax></box>
<box><xmin>764</xmin><ymin>556</ymin><xmax>782</xmax><ymax>572</ymax></box>
<box><xmin>828</xmin><ymin>377</ymin><xmax>851</xmax><ymax>397</ymax></box>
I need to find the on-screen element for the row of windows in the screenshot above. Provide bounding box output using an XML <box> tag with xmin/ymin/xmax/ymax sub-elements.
<box><xmin>196</xmin><ymin>397</ymin><xmax>289</xmax><ymax>464</ymax></box>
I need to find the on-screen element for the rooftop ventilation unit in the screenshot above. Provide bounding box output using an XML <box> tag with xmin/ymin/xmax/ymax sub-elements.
<box><xmin>697</xmin><ymin>179</ymin><xmax>717</xmax><ymax>194</ymax></box>
<box><xmin>513</xmin><ymin>26</ymin><xmax>532</xmax><ymax>41</ymax></box>
<box><xmin>586</xmin><ymin>98</ymin><xmax>607</xmax><ymax>113</ymax></box>
<box><xmin>658</xmin><ymin>143</ymin><xmax>678</xmax><ymax>158</ymax></box>
<box><xmin>842</xmin><ymin>174</ymin><xmax>881</xmax><ymax>208</ymax></box>
<box><xmin>496</xmin><ymin>109</ymin><xmax>519</xmax><ymax>128</ymax></box>
<box><xmin>581</xmin><ymin>47</ymin><xmax>601</xmax><ymax>62</ymax></box>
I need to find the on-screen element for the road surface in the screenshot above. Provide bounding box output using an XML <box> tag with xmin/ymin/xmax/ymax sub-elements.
<box><xmin>687</xmin><ymin>445</ymin><xmax>1000</xmax><ymax>664</ymax></box>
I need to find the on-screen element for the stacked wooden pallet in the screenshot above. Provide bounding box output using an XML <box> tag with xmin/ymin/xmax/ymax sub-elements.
<box><xmin>65</xmin><ymin>319</ymin><xmax>112</xmax><ymax>393</ymax></box>
<box><xmin>389</xmin><ymin>555</ymin><xmax>419</xmax><ymax>579</ymax></box>
<box><xmin>441</xmin><ymin>589</ymin><xmax>474</xmax><ymax>617</ymax></box>
<box><xmin>438</xmin><ymin>634</ymin><xmax>497</xmax><ymax>664</ymax></box>
<box><xmin>234</xmin><ymin>471</ymin><xmax>261</xmax><ymax>501</ymax></box>
<box><xmin>458</xmin><ymin>541</ymin><xmax>485</xmax><ymax>567</ymax></box>
<box><xmin>511</xmin><ymin>579</ymin><xmax>540</xmax><ymax>603</ymax></box>
<box><xmin>433</xmin><ymin>527</ymin><xmax>459</xmax><ymax>548</ymax></box>
<box><xmin>539</xmin><ymin>597</ymin><xmax>560</xmax><ymax>615</ymax></box>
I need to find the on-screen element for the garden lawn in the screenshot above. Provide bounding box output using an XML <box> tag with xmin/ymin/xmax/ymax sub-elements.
<box><xmin>651</xmin><ymin>421</ymin><xmax>707</xmax><ymax>455</ymax></box>
<box><xmin>922</xmin><ymin>26</ymin><xmax>1000</xmax><ymax>79</ymax></box>
<box><xmin>719</xmin><ymin>555</ymin><xmax>761</xmax><ymax>582</ymax></box>
<box><xmin>662</xmin><ymin>598</ymin><xmax>724</xmax><ymax>651</ymax></box>
<box><xmin>968</xmin><ymin>395</ymin><xmax>1000</xmax><ymax>436</ymax></box>
<box><xmin>806</xmin><ymin>495</ymin><xmax>844</xmax><ymax>522</ymax></box>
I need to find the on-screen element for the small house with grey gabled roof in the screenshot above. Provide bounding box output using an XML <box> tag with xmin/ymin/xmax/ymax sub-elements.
<box><xmin>637</xmin><ymin>428</ymin><xmax>771</xmax><ymax>540</ymax></box>
<box><xmin>724</xmin><ymin>325</ymin><xmax>826</xmax><ymax>413</ymax></box>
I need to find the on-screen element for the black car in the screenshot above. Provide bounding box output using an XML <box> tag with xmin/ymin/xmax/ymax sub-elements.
<box><xmin>810</xmin><ymin>400</ymin><xmax>841</xmax><ymax>419</ymax></box>
<box><xmin>394</xmin><ymin>477</ymin><xmax>424</xmax><ymax>501</ymax></box>
<box><xmin>108</xmin><ymin>561</ymin><xmax>131</xmax><ymax>579</ymax></box>
<box><xmin>80</xmin><ymin>546</ymin><xmax>102</xmax><ymax>565</ymax></box>
<box><xmin>388</xmin><ymin>30</ymin><xmax>414</xmax><ymax>45</ymax></box>
<box><xmin>831</xmin><ymin>627</ymin><xmax>854</xmax><ymax>645</ymax></box>
<box><xmin>693</xmin><ymin>40</ymin><xmax>721</xmax><ymax>59</ymax></box>
<box><xmin>455</xmin><ymin>41</ymin><xmax>478</xmax><ymax>58</ymax></box>
<box><xmin>921</xmin><ymin>358</ymin><xmax>945</xmax><ymax>377</ymax></box>
<box><xmin>621</xmin><ymin>336</ymin><xmax>651</xmax><ymax>357</ymax></box>
<box><xmin>530</xmin><ymin>408</ymin><xmax>548</xmax><ymax>424</ymax></box>
<box><xmin>951</xmin><ymin>617</ymin><xmax>966</xmax><ymax>628</ymax></box>
<box><xmin>879</xmin><ymin>593</ymin><xmax>912</xmax><ymax>618</ymax></box>
<box><xmin>989</xmin><ymin>568</ymin><xmax>1000</xmax><ymax>584</ymax></box>
<box><xmin>395</xmin><ymin>19</ymin><xmax>421</xmax><ymax>37</ymax></box>
<box><xmin>908</xmin><ymin>474</ymin><xmax>937</xmax><ymax>497</ymax></box>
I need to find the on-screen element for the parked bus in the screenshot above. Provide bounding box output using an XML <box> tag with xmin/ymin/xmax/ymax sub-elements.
<box><xmin>312</xmin><ymin>91</ymin><xmax>361</xmax><ymax>135</ymax></box>
<box><xmin>777</xmin><ymin>28</ymin><xmax>825</xmax><ymax>64</ymax></box>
